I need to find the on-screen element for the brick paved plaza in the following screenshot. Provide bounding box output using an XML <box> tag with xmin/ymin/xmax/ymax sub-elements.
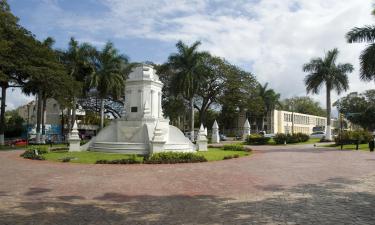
<box><xmin>1</xmin><ymin>146</ymin><xmax>375</xmax><ymax>224</ymax></box>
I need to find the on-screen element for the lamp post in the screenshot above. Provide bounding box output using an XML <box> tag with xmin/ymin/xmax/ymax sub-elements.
<box><xmin>26</xmin><ymin>102</ymin><xmax>32</xmax><ymax>147</ymax></box>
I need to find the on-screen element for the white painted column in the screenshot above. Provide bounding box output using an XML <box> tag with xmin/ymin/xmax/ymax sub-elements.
<box><xmin>158</xmin><ymin>92</ymin><xmax>161</xmax><ymax>118</ymax></box>
<box><xmin>151</xmin><ymin>90</ymin><xmax>154</xmax><ymax>117</ymax></box>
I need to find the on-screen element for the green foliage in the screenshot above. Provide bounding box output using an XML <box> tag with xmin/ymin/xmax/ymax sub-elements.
<box><xmin>27</xmin><ymin>145</ymin><xmax>49</xmax><ymax>154</ymax></box>
<box><xmin>281</xmin><ymin>96</ymin><xmax>326</xmax><ymax>117</ymax></box>
<box><xmin>145</xmin><ymin>152</ymin><xmax>207</xmax><ymax>164</ymax></box>
<box><xmin>223</xmin><ymin>144</ymin><xmax>245</xmax><ymax>151</ymax></box>
<box><xmin>303</xmin><ymin>48</ymin><xmax>354</xmax><ymax>131</ymax></box>
<box><xmin>4</xmin><ymin>110</ymin><xmax>24</xmax><ymax>138</ymax></box>
<box><xmin>246</xmin><ymin>134</ymin><xmax>270</xmax><ymax>145</ymax></box>
<box><xmin>334</xmin><ymin>90</ymin><xmax>375</xmax><ymax>130</ymax></box>
<box><xmin>20</xmin><ymin>150</ymin><xmax>46</xmax><ymax>160</ymax></box>
<box><xmin>96</xmin><ymin>155</ymin><xmax>141</xmax><ymax>164</ymax></box>
<box><xmin>273</xmin><ymin>133</ymin><xmax>309</xmax><ymax>144</ymax></box>
<box><xmin>223</xmin><ymin>154</ymin><xmax>239</xmax><ymax>160</ymax></box>
<box><xmin>334</xmin><ymin>130</ymin><xmax>373</xmax><ymax>145</ymax></box>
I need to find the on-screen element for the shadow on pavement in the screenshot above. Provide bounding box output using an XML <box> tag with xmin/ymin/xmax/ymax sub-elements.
<box><xmin>0</xmin><ymin>176</ymin><xmax>374</xmax><ymax>224</ymax></box>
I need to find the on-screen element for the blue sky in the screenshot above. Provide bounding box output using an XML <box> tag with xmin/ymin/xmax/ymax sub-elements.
<box><xmin>5</xmin><ymin>0</ymin><xmax>375</xmax><ymax>111</ymax></box>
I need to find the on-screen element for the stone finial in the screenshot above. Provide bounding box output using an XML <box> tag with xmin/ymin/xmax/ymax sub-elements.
<box><xmin>69</xmin><ymin>120</ymin><xmax>81</xmax><ymax>152</ymax></box>
<box><xmin>143</xmin><ymin>100</ymin><xmax>151</xmax><ymax>117</ymax></box>
<box><xmin>197</xmin><ymin>124</ymin><xmax>207</xmax><ymax>141</ymax></box>
<box><xmin>152</xmin><ymin>122</ymin><xmax>165</xmax><ymax>142</ymax></box>
<box><xmin>244</xmin><ymin>119</ymin><xmax>250</xmax><ymax>128</ymax></box>
<box><xmin>212</xmin><ymin>120</ymin><xmax>220</xmax><ymax>144</ymax></box>
<box><xmin>196</xmin><ymin>123</ymin><xmax>208</xmax><ymax>151</ymax></box>
<box><xmin>212</xmin><ymin>120</ymin><xmax>219</xmax><ymax>129</ymax></box>
<box><xmin>243</xmin><ymin>119</ymin><xmax>251</xmax><ymax>141</ymax></box>
<box><xmin>204</xmin><ymin>127</ymin><xmax>208</xmax><ymax>136</ymax></box>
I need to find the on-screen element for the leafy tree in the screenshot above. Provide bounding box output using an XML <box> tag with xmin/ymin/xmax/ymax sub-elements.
<box><xmin>165</xmin><ymin>41</ymin><xmax>208</xmax><ymax>140</ymax></box>
<box><xmin>257</xmin><ymin>83</ymin><xmax>281</xmax><ymax>131</ymax></box>
<box><xmin>303</xmin><ymin>48</ymin><xmax>354</xmax><ymax>140</ymax></box>
<box><xmin>346</xmin><ymin>9</ymin><xmax>375</xmax><ymax>81</ymax></box>
<box><xmin>281</xmin><ymin>96</ymin><xmax>326</xmax><ymax>117</ymax></box>
<box><xmin>219</xmin><ymin>64</ymin><xmax>259</xmax><ymax>132</ymax></box>
<box><xmin>88</xmin><ymin>42</ymin><xmax>128</xmax><ymax>129</ymax></box>
<box><xmin>60</xmin><ymin>38</ymin><xmax>94</xmax><ymax>130</ymax></box>
<box><xmin>334</xmin><ymin>90</ymin><xmax>375</xmax><ymax>130</ymax></box>
<box><xmin>0</xmin><ymin>0</ymin><xmax>35</xmax><ymax>144</ymax></box>
<box><xmin>4</xmin><ymin>110</ymin><xmax>24</xmax><ymax>138</ymax></box>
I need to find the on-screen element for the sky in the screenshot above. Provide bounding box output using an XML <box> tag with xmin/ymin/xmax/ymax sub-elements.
<box><xmin>6</xmin><ymin>0</ymin><xmax>375</xmax><ymax>114</ymax></box>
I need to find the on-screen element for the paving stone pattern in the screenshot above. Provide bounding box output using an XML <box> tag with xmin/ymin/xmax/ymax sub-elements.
<box><xmin>0</xmin><ymin>145</ymin><xmax>375</xmax><ymax>224</ymax></box>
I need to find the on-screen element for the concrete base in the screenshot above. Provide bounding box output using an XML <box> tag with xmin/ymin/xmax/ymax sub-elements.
<box><xmin>325</xmin><ymin>125</ymin><xmax>332</xmax><ymax>141</ymax></box>
<box><xmin>150</xmin><ymin>141</ymin><xmax>166</xmax><ymax>155</ymax></box>
<box><xmin>69</xmin><ymin>140</ymin><xmax>81</xmax><ymax>152</ymax></box>
<box><xmin>196</xmin><ymin>140</ymin><xmax>208</xmax><ymax>151</ymax></box>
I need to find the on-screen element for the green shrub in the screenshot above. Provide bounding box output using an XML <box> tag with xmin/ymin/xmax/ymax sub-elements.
<box><xmin>223</xmin><ymin>155</ymin><xmax>233</xmax><ymax>160</ymax></box>
<box><xmin>50</xmin><ymin>147</ymin><xmax>69</xmax><ymax>152</ymax></box>
<box><xmin>61</xmin><ymin>157</ymin><xmax>74</xmax><ymax>163</ymax></box>
<box><xmin>223</xmin><ymin>144</ymin><xmax>244</xmax><ymax>151</ymax></box>
<box><xmin>273</xmin><ymin>133</ymin><xmax>309</xmax><ymax>144</ymax></box>
<box><xmin>27</xmin><ymin>145</ymin><xmax>49</xmax><ymax>154</ymax></box>
<box><xmin>334</xmin><ymin>130</ymin><xmax>372</xmax><ymax>145</ymax></box>
<box><xmin>273</xmin><ymin>133</ymin><xmax>287</xmax><ymax>144</ymax></box>
<box><xmin>96</xmin><ymin>154</ymin><xmax>141</xmax><ymax>164</ymax></box>
<box><xmin>246</xmin><ymin>134</ymin><xmax>270</xmax><ymax>145</ymax></box>
<box><xmin>145</xmin><ymin>152</ymin><xmax>207</xmax><ymax>164</ymax></box>
<box><xmin>20</xmin><ymin>150</ymin><xmax>45</xmax><ymax>160</ymax></box>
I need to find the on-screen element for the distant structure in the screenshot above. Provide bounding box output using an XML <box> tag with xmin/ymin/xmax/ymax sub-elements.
<box><xmin>81</xmin><ymin>65</ymin><xmax>195</xmax><ymax>154</ymax></box>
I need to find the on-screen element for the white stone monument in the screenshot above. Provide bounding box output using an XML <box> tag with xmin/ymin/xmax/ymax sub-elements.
<box><xmin>69</xmin><ymin>121</ymin><xmax>81</xmax><ymax>152</ymax></box>
<box><xmin>196</xmin><ymin>124</ymin><xmax>208</xmax><ymax>151</ymax></box>
<box><xmin>243</xmin><ymin>119</ymin><xmax>251</xmax><ymax>141</ymax></box>
<box><xmin>212</xmin><ymin>120</ymin><xmax>220</xmax><ymax>143</ymax></box>
<box><xmin>81</xmin><ymin>64</ymin><xmax>195</xmax><ymax>154</ymax></box>
<box><xmin>204</xmin><ymin>127</ymin><xmax>208</xmax><ymax>136</ymax></box>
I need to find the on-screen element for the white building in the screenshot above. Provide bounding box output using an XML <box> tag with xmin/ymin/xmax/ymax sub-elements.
<box><xmin>237</xmin><ymin>110</ymin><xmax>335</xmax><ymax>135</ymax></box>
<box><xmin>270</xmin><ymin>110</ymin><xmax>329</xmax><ymax>134</ymax></box>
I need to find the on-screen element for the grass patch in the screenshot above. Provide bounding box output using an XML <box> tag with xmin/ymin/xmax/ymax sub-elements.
<box><xmin>322</xmin><ymin>143</ymin><xmax>371</xmax><ymax>151</ymax></box>
<box><xmin>197</xmin><ymin>148</ymin><xmax>250</xmax><ymax>161</ymax></box>
<box><xmin>41</xmin><ymin>148</ymin><xmax>250</xmax><ymax>164</ymax></box>
<box><xmin>268</xmin><ymin>138</ymin><xmax>320</xmax><ymax>145</ymax></box>
<box><xmin>43</xmin><ymin>151</ymin><xmax>144</xmax><ymax>164</ymax></box>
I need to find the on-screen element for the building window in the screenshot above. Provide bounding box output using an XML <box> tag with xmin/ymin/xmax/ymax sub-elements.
<box><xmin>131</xmin><ymin>107</ymin><xmax>138</xmax><ymax>112</ymax></box>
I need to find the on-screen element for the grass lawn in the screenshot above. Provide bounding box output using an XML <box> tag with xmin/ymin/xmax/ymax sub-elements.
<box><xmin>197</xmin><ymin>148</ymin><xmax>250</xmax><ymax>161</ymax></box>
<box><xmin>268</xmin><ymin>138</ymin><xmax>320</xmax><ymax>145</ymax></box>
<box><xmin>44</xmin><ymin>151</ymin><xmax>144</xmax><ymax>164</ymax></box>
<box><xmin>40</xmin><ymin>148</ymin><xmax>250</xmax><ymax>164</ymax></box>
<box><xmin>322</xmin><ymin>143</ymin><xmax>371</xmax><ymax>151</ymax></box>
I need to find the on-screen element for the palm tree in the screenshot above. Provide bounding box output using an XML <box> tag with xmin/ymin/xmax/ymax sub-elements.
<box><xmin>346</xmin><ymin>9</ymin><xmax>375</xmax><ymax>81</ymax></box>
<box><xmin>303</xmin><ymin>48</ymin><xmax>353</xmax><ymax>140</ymax></box>
<box><xmin>89</xmin><ymin>42</ymin><xmax>128</xmax><ymax>129</ymax></box>
<box><xmin>167</xmin><ymin>41</ymin><xmax>207</xmax><ymax>141</ymax></box>
<box><xmin>257</xmin><ymin>83</ymin><xmax>281</xmax><ymax>132</ymax></box>
<box><xmin>62</xmin><ymin>38</ymin><xmax>94</xmax><ymax>131</ymax></box>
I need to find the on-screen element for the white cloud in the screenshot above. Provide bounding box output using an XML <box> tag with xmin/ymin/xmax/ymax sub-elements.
<box><xmin>8</xmin><ymin>0</ymin><xmax>375</xmax><ymax>113</ymax></box>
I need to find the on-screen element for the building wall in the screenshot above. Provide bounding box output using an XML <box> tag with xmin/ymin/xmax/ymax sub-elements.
<box><xmin>271</xmin><ymin>110</ymin><xmax>330</xmax><ymax>134</ymax></box>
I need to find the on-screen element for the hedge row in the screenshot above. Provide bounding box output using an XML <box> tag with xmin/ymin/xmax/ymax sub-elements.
<box><xmin>246</xmin><ymin>134</ymin><xmax>271</xmax><ymax>145</ymax></box>
<box><xmin>334</xmin><ymin>130</ymin><xmax>373</xmax><ymax>145</ymax></box>
<box><xmin>144</xmin><ymin>152</ymin><xmax>207</xmax><ymax>164</ymax></box>
<box><xmin>273</xmin><ymin>133</ymin><xmax>309</xmax><ymax>144</ymax></box>
<box><xmin>21</xmin><ymin>145</ymin><xmax>51</xmax><ymax>160</ymax></box>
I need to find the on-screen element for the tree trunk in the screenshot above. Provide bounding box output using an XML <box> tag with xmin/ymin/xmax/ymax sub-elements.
<box><xmin>41</xmin><ymin>94</ymin><xmax>47</xmax><ymax>143</ymax></box>
<box><xmin>0</xmin><ymin>84</ymin><xmax>7</xmax><ymax>145</ymax></box>
<box><xmin>61</xmin><ymin>109</ymin><xmax>65</xmax><ymax>142</ymax></box>
<box><xmin>35</xmin><ymin>90</ymin><xmax>43</xmax><ymax>143</ymax></box>
<box><xmin>100</xmin><ymin>98</ymin><xmax>104</xmax><ymax>129</ymax></box>
<box><xmin>326</xmin><ymin>85</ymin><xmax>332</xmax><ymax>140</ymax></box>
<box><xmin>71</xmin><ymin>97</ymin><xmax>77</xmax><ymax>129</ymax></box>
<box><xmin>190</xmin><ymin>98</ymin><xmax>194</xmax><ymax>141</ymax></box>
